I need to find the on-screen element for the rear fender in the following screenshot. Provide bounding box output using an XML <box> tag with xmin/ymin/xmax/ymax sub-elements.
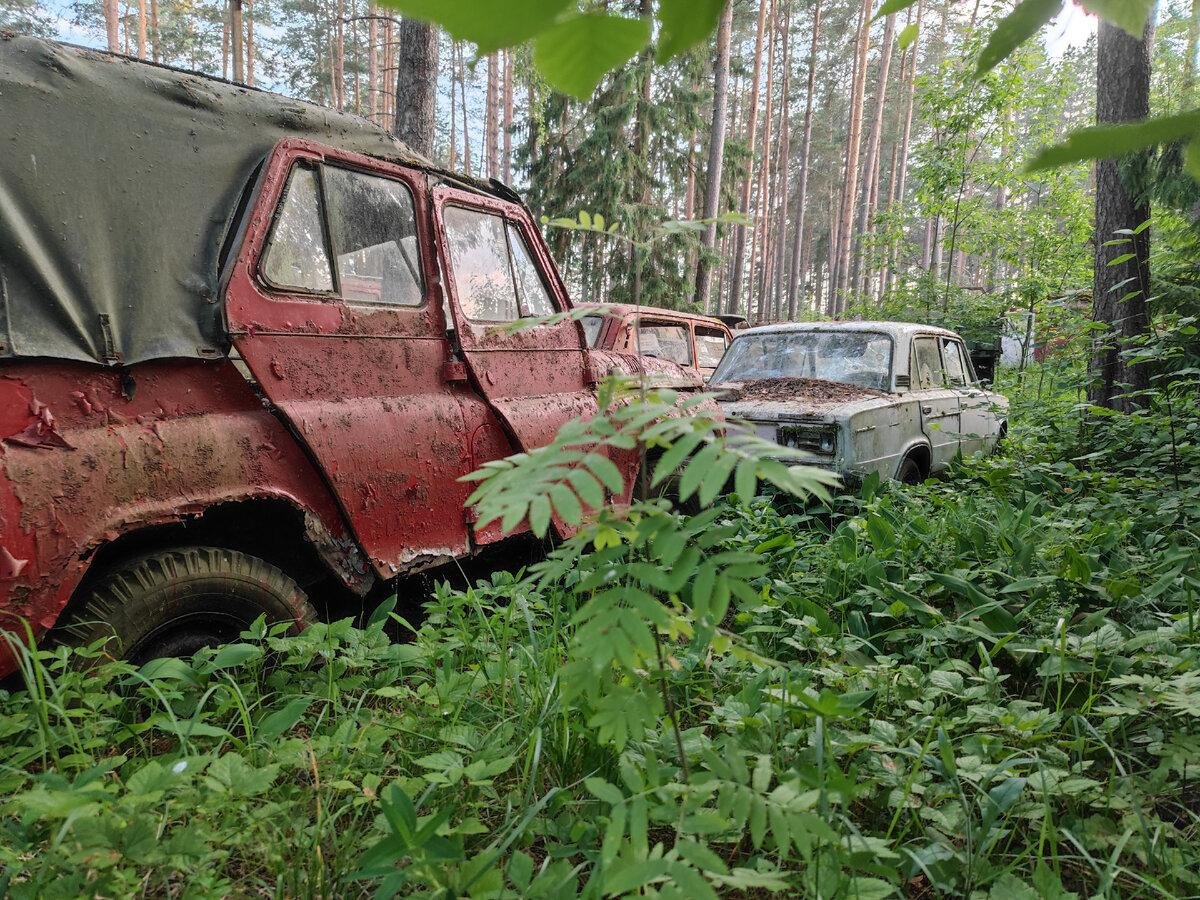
<box><xmin>0</xmin><ymin>359</ymin><xmax>369</xmax><ymax>673</ymax></box>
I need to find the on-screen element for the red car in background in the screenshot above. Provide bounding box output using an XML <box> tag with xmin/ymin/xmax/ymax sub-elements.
<box><xmin>576</xmin><ymin>304</ymin><xmax>734</xmax><ymax>379</ymax></box>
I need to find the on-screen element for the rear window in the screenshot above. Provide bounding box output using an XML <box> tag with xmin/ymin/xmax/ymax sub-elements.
<box><xmin>261</xmin><ymin>163</ymin><xmax>423</xmax><ymax>306</ymax></box>
<box><xmin>695</xmin><ymin>328</ymin><xmax>729</xmax><ymax>369</ymax></box>
<box><xmin>262</xmin><ymin>167</ymin><xmax>333</xmax><ymax>293</ymax></box>
<box><xmin>636</xmin><ymin>322</ymin><xmax>692</xmax><ymax>366</ymax></box>
<box><xmin>912</xmin><ymin>337</ymin><xmax>947</xmax><ymax>389</ymax></box>
<box><xmin>581</xmin><ymin>315</ymin><xmax>604</xmax><ymax>347</ymax></box>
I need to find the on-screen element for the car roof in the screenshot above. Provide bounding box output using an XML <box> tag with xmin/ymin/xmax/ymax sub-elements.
<box><xmin>0</xmin><ymin>36</ymin><xmax>517</xmax><ymax>367</ymax></box>
<box><xmin>575</xmin><ymin>303</ymin><xmax>731</xmax><ymax>330</ymax></box>
<box><xmin>732</xmin><ymin>320</ymin><xmax>962</xmax><ymax>341</ymax></box>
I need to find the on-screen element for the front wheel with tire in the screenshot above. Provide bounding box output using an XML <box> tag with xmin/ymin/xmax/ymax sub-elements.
<box><xmin>63</xmin><ymin>547</ymin><xmax>316</xmax><ymax>665</ymax></box>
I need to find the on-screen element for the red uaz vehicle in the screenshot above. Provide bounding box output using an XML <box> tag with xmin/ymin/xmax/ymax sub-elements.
<box><xmin>0</xmin><ymin>38</ymin><xmax>698</xmax><ymax>673</ymax></box>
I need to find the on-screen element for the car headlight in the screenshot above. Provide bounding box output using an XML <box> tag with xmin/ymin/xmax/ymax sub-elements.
<box><xmin>777</xmin><ymin>423</ymin><xmax>837</xmax><ymax>456</ymax></box>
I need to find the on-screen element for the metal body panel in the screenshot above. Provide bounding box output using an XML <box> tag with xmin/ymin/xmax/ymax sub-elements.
<box><xmin>431</xmin><ymin>186</ymin><xmax>643</xmax><ymax>522</ymax></box>
<box><xmin>0</xmin><ymin>358</ymin><xmax>363</xmax><ymax>674</ymax></box>
<box><xmin>225</xmin><ymin>141</ymin><xmax>489</xmax><ymax>577</ymax></box>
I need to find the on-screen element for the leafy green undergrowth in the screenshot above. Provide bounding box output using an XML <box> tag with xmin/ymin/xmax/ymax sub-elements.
<box><xmin>3</xmin><ymin>370</ymin><xmax>1199</xmax><ymax>898</ymax></box>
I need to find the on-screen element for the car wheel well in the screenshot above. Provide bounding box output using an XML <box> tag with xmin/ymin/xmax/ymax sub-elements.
<box><xmin>901</xmin><ymin>444</ymin><xmax>931</xmax><ymax>479</ymax></box>
<box><xmin>68</xmin><ymin>498</ymin><xmax>369</xmax><ymax>626</ymax></box>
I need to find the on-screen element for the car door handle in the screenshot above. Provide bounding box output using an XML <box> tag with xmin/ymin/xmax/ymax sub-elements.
<box><xmin>922</xmin><ymin>405</ymin><xmax>932</xmax><ymax>414</ymax></box>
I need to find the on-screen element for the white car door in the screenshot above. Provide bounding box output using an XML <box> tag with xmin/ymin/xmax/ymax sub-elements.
<box><xmin>942</xmin><ymin>337</ymin><xmax>993</xmax><ymax>455</ymax></box>
<box><xmin>911</xmin><ymin>336</ymin><xmax>961</xmax><ymax>471</ymax></box>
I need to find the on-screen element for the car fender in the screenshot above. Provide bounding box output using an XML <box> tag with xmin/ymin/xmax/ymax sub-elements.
<box><xmin>0</xmin><ymin>359</ymin><xmax>370</xmax><ymax>674</ymax></box>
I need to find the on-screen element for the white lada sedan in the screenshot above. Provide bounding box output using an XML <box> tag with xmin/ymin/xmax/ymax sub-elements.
<box><xmin>712</xmin><ymin>321</ymin><xmax>1009</xmax><ymax>484</ymax></box>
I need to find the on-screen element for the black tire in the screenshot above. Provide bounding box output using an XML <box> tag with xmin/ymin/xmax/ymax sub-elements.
<box><xmin>896</xmin><ymin>456</ymin><xmax>925</xmax><ymax>486</ymax></box>
<box><xmin>63</xmin><ymin>547</ymin><xmax>316</xmax><ymax>665</ymax></box>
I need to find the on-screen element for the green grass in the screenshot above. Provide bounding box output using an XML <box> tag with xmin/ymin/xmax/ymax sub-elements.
<box><xmin>1</xmin><ymin>364</ymin><xmax>1198</xmax><ymax>898</ymax></box>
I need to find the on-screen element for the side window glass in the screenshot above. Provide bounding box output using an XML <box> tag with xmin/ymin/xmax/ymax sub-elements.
<box><xmin>942</xmin><ymin>339</ymin><xmax>968</xmax><ymax>387</ymax></box>
<box><xmin>695</xmin><ymin>329</ymin><xmax>729</xmax><ymax>369</ymax></box>
<box><xmin>444</xmin><ymin>207</ymin><xmax>519</xmax><ymax>321</ymax></box>
<box><xmin>912</xmin><ymin>337</ymin><xmax>946</xmax><ymax>390</ymax></box>
<box><xmin>637</xmin><ymin>322</ymin><xmax>692</xmax><ymax>366</ymax></box>
<box><xmin>507</xmin><ymin>224</ymin><xmax>556</xmax><ymax>317</ymax></box>
<box><xmin>324</xmin><ymin>167</ymin><xmax>423</xmax><ymax>306</ymax></box>
<box><xmin>262</xmin><ymin>167</ymin><xmax>333</xmax><ymax>292</ymax></box>
<box><xmin>581</xmin><ymin>316</ymin><xmax>604</xmax><ymax>347</ymax></box>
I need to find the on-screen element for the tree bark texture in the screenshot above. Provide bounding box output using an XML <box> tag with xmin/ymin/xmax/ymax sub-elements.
<box><xmin>727</xmin><ymin>0</ymin><xmax>771</xmax><ymax>315</ymax></box>
<box><xmin>394</xmin><ymin>18</ymin><xmax>439</xmax><ymax>157</ymax></box>
<box><xmin>694</xmin><ymin>0</ymin><xmax>734</xmax><ymax>313</ymax></box>
<box><xmin>1089</xmin><ymin>18</ymin><xmax>1154</xmax><ymax>411</ymax></box>
<box><xmin>787</xmin><ymin>0</ymin><xmax>821</xmax><ymax>318</ymax></box>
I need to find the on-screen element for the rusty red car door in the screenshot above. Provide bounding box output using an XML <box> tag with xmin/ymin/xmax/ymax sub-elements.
<box><xmin>431</xmin><ymin>186</ymin><xmax>598</xmax><ymax>453</ymax></box>
<box><xmin>224</xmin><ymin>140</ymin><xmax>477</xmax><ymax>577</ymax></box>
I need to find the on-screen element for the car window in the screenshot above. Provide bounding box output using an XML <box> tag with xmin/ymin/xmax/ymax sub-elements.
<box><xmin>637</xmin><ymin>322</ymin><xmax>692</xmax><ymax>366</ymax></box>
<box><xmin>323</xmin><ymin>167</ymin><xmax>423</xmax><ymax>307</ymax></box>
<box><xmin>443</xmin><ymin>206</ymin><xmax>519</xmax><ymax>321</ymax></box>
<box><xmin>941</xmin><ymin>339</ymin><xmax>971</xmax><ymax>387</ymax></box>
<box><xmin>581</xmin><ymin>315</ymin><xmax>604</xmax><ymax>347</ymax></box>
<box><xmin>262</xmin><ymin>166</ymin><xmax>333</xmax><ymax>292</ymax></box>
<box><xmin>695</xmin><ymin>328</ymin><xmax>729</xmax><ymax>369</ymax></box>
<box><xmin>507</xmin><ymin>224</ymin><xmax>555</xmax><ymax>317</ymax></box>
<box><xmin>912</xmin><ymin>337</ymin><xmax>946</xmax><ymax>389</ymax></box>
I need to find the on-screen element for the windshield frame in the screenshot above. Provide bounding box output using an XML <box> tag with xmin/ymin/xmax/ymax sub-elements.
<box><xmin>710</xmin><ymin>328</ymin><xmax>895</xmax><ymax>391</ymax></box>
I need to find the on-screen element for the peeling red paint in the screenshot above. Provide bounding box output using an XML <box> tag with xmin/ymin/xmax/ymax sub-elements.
<box><xmin>0</xmin><ymin>547</ymin><xmax>28</xmax><ymax>579</ymax></box>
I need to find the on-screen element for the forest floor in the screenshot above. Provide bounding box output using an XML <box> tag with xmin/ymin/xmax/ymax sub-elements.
<box><xmin>1</xmin><ymin>362</ymin><xmax>1198</xmax><ymax>899</ymax></box>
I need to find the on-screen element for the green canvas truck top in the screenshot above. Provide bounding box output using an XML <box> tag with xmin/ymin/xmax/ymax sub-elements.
<box><xmin>0</xmin><ymin>35</ymin><xmax>472</xmax><ymax>366</ymax></box>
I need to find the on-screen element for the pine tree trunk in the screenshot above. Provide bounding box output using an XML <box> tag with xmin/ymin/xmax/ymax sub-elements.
<box><xmin>150</xmin><ymin>0</ymin><xmax>158</xmax><ymax>61</ymax></box>
<box><xmin>368</xmin><ymin>5</ymin><xmax>379</xmax><ymax>123</ymax></box>
<box><xmin>770</xmin><ymin>0</ymin><xmax>794</xmax><ymax>321</ymax></box>
<box><xmin>694</xmin><ymin>0</ymin><xmax>734</xmax><ymax>313</ymax></box>
<box><xmin>448</xmin><ymin>42</ymin><xmax>458</xmax><ymax>168</ymax></box>
<box><xmin>503</xmin><ymin>50</ymin><xmax>514</xmax><ymax>183</ymax></box>
<box><xmin>1186</xmin><ymin>0</ymin><xmax>1199</xmax><ymax>101</ymax></box>
<box><xmin>245</xmin><ymin>0</ymin><xmax>255</xmax><ymax>87</ymax></box>
<box><xmin>851</xmin><ymin>12</ymin><xmax>897</xmax><ymax>304</ymax></box>
<box><xmin>1090</xmin><ymin>18</ymin><xmax>1154</xmax><ymax>411</ymax></box>
<box><xmin>884</xmin><ymin>0</ymin><xmax>922</xmax><ymax>297</ymax></box>
<box><xmin>630</xmin><ymin>0</ymin><xmax>655</xmax><ymax>305</ymax></box>
<box><xmin>728</xmin><ymin>0</ymin><xmax>771</xmax><ymax>316</ymax></box>
<box><xmin>230</xmin><ymin>0</ymin><xmax>243</xmax><ymax>83</ymax></box>
<box><xmin>485</xmin><ymin>53</ymin><xmax>499</xmax><ymax>178</ymax></box>
<box><xmin>830</xmin><ymin>0</ymin><xmax>872</xmax><ymax>315</ymax></box>
<box><xmin>460</xmin><ymin>46</ymin><xmax>472</xmax><ymax>175</ymax></box>
<box><xmin>104</xmin><ymin>0</ymin><xmax>120</xmax><ymax>52</ymax></box>
<box><xmin>787</xmin><ymin>0</ymin><xmax>821</xmax><ymax>318</ymax></box>
<box><xmin>750</xmin><ymin>1</ymin><xmax>777</xmax><ymax>322</ymax></box>
<box><xmin>394</xmin><ymin>18</ymin><xmax>439</xmax><ymax>157</ymax></box>
<box><xmin>334</xmin><ymin>0</ymin><xmax>346</xmax><ymax>111</ymax></box>
<box><xmin>136</xmin><ymin>0</ymin><xmax>147</xmax><ymax>58</ymax></box>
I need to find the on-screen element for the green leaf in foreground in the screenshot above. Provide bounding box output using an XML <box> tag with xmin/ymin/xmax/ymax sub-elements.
<box><xmin>375</xmin><ymin>0</ymin><xmax>572</xmax><ymax>53</ymax></box>
<box><xmin>898</xmin><ymin>22</ymin><xmax>920</xmax><ymax>51</ymax></box>
<box><xmin>533</xmin><ymin>14</ymin><xmax>652</xmax><ymax>100</ymax></box>
<box><xmin>1080</xmin><ymin>0</ymin><xmax>1155</xmax><ymax>38</ymax></box>
<box><xmin>656</xmin><ymin>0</ymin><xmax>726</xmax><ymax>64</ymax></box>
<box><xmin>975</xmin><ymin>0</ymin><xmax>1060</xmax><ymax>76</ymax></box>
<box><xmin>874</xmin><ymin>0</ymin><xmax>920</xmax><ymax>19</ymax></box>
<box><xmin>1186</xmin><ymin>140</ymin><xmax>1200</xmax><ymax>182</ymax></box>
<box><xmin>1028</xmin><ymin>110</ymin><xmax>1200</xmax><ymax>170</ymax></box>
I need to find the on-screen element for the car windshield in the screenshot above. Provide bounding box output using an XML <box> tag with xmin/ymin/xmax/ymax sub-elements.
<box><xmin>711</xmin><ymin>330</ymin><xmax>893</xmax><ymax>391</ymax></box>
